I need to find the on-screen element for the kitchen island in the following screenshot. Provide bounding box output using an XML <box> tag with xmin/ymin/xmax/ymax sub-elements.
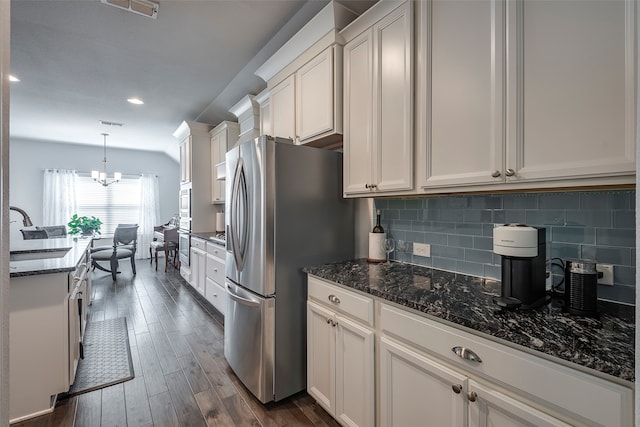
<box><xmin>305</xmin><ymin>259</ymin><xmax>634</xmax><ymax>427</ymax></box>
<box><xmin>9</xmin><ymin>236</ymin><xmax>92</xmax><ymax>423</ymax></box>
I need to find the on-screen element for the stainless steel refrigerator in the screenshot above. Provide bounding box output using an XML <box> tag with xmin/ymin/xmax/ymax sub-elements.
<box><xmin>224</xmin><ymin>135</ymin><xmax>354</xmax><ymax>403</ymax></box>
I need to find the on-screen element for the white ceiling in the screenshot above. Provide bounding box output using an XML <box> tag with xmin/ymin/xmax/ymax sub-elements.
<box><xmin>9</xmin><ymin>0</ymin><xmax>374</xmax><ymax>161</ymax></box>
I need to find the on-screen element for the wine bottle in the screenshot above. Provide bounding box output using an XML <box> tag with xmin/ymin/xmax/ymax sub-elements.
<box><xmin>372</xmin><ymin>209</ymin><xmax>384</xmax><ymax>233</ymax></box>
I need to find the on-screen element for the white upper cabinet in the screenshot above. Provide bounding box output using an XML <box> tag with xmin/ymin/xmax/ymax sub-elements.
<box><xmin>420</xmin><ymin>0</ymin><xmax>504</xmax><ymax>188</ymax></box>
<box><xmin>506</xmin><ymin>0</ymin><xmax>636</xmax><ymax>182</ymax></box>
<box><xmin>269</xmin><ymin>75</ymin><xmax>296</xmax><ymax>142</ymax></box>
<box><xmin>296</xmin><ymin>46</ymin><xmax>343</xmax><ymax>144</ymax></box>
<box><xmin>255</xmin><ymin>88</ymin><xmax>271</xmax><ymax>137</ymax></box>
<box><xmin>268</xmin><ymin>45</ymin><xmax>344</xmax><ymax>147</ymax></box>
<box><xmin>343</xmin><ymin>1</ymin><xmax>414</xmax><ymax>196</ymax></box>
<box><xmin>209</xmin><ymin>121</ymin><xmax>239</xmax><ymax>204</ymax></box>
<box><xmin>418</xmin><ymin>0</ymin><xmax>636</xmax><ymax>192</ymax></box>
<box><xmin>255</xmin><ymin>1</ymin><xmax>357</xmax><ymax>148</ymax></box>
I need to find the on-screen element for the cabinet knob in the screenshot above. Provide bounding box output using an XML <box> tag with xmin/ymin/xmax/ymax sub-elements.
<box><xmin>214</xmin><ymin>268</ymin><xmax>218</xmax><ymax>272</ymax></box>
<box><xmin>491</xmin><ymin>170</ymin><xmax>501</xmax><ymax>178</ymax></box>
<box><xmin>505</xmin><ymin>168</ymin><xmax>516</xmax><ymax>177</ymax></box>
<box><xmin>452</xmin><ymin>384</ymin><xmax>462</xmax><ymax>394</ymax></box>
<box><xmin>328</xmin><ymin>294</ymin><xmax>341</xmax><ymax>304</ymax></box>
<box><xmin>451</xmin><ymin>346</ymin><xmax>483</xmax><ymax>363</ymax></box>
<box><xmin>467</xmin><ymin>391</ymin><xmax>478</xmax><ymax>402</ymax></box>
<box><xmin>213</xmin><ymin>293</ymin><xmax>218</xmax><ymax>297</ymax></box>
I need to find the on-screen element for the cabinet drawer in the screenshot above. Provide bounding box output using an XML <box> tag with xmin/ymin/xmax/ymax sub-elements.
<box><xmin>205</xmin><ymin>277</ymin><xmax>225</xmax><ymax>315</ymax></box>
<box><xmin>191</xmin><ymin>237</ymin><xmax>206</xmax><ymax>250</ymax></box>
<box><xmin>380</xmin><ymin>303</ymin><xmax>633</xmax><ymax>427</ymax></box>
<box><xmin>206</xmin><ymin>254</ymin><xmax>224</xmax><ymax>285</ymax></box>
<box><xmin>308</xmin><ymin>276</ymin><xmax>373</xmax><ymax>326</ymax></box>
<box><xmin>206</xmin><ymin>242</ymin><xmax>225</xmax><ymax>260</ymax></box>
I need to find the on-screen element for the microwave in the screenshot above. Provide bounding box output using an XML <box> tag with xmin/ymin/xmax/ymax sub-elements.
<box><xmin>179</xmin><ymin>187</ymin><xmax>191</xmax><ymax>219</ymax></box>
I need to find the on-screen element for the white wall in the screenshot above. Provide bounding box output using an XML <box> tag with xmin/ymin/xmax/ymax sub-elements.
<box><xmin>9</xmin><ymin>137</ymin><xmax>179</xmax><ymax>238</ymax></box>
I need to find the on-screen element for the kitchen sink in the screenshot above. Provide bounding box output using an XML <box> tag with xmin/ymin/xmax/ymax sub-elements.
<box><xmin>10</xmin><ymin>248</ymin><xmax>71</xmax><ymax>261</ymax></box>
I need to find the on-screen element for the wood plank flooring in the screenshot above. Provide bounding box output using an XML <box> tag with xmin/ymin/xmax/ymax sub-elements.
<box><xmin>14</xmin><ymin>260</ymin><xmax>339</xmax><ymax>427</ymax></box>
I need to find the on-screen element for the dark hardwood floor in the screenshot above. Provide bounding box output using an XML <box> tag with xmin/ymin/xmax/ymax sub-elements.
<box><xmin>14</xmin><ymin>259</ymin><xmax>339</xmax><ymax>427</ymax></box>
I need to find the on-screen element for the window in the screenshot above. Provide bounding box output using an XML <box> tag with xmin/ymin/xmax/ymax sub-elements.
<box><xmin>75</xmin><ymin>174</ymin><xmax>141</xmax><ymax>235</ymax></box>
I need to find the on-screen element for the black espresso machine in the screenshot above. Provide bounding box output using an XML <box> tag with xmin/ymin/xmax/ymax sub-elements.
<box><xmin>493</xmin><ymin>224</ymin><xmax>549</xmax><ymax>310</ymax></box>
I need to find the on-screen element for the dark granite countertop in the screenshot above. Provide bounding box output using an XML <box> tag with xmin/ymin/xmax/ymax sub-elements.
<box><xmin>190</xmin><ymin>231</ymin><xmax>225</xmax><ymax>246</ymax></box>
<box><xmin>10</xmin><ymin>236</ymin><xmax>92</xmax><ymax>277</ymax></box>
<box><xmin>304</xmin><ymin>259</ymin><xmax>635</xmax><ymax>383</ymax></box>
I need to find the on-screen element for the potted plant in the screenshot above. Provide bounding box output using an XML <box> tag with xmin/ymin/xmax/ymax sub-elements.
<box><xmin>67</xmin><ymin>214</ymin><xmax>102</xmax><ymax>236</ymax></box>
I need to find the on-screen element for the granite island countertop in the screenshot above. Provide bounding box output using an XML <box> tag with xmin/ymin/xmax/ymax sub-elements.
<box><xmin>304</xmin><ymin>259</ymin><xmax>635</xmax><ymax>383</ymax></box>
<box><xmin>10</xmin><ymin>236</ymin><xmax>93</xmax><ymax>277</ymax></box>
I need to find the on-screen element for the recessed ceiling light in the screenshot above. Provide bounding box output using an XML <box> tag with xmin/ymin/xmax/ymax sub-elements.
<box><xmin>127</xmin><ymin>97</ymin><xmax>144</xmax><ymax>105</ymax></box>
<box><xmin>9</xmin><ymin>75</ymin><xmax>20</xmax><ymax>82</ymax></box>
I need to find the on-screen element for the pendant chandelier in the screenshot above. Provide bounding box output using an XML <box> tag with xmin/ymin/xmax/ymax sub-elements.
<box><xmin>91</xmin><ymin>133</ymin><xmax>122</xmax><ymax>186</ymax></box>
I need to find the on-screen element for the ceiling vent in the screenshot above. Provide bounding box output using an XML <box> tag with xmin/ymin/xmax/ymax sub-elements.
<box><xmin>100</xmin><ymin>120</ymin><xmax>124</xmax><ymax>127</ymax></box>
<box><xmin>101</xmin><ymin>0</ymin><xmax>159</xmax><ymax>19</ymax></box>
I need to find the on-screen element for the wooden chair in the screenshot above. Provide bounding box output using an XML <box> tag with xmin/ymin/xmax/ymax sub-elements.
<box><xmin>150</xmin><ymin>226</ymin><xmax>179</xmax><ymax>272</ymax></box>
<box><xmin>91</xmin><ymin>225</ymin><xmax>139</xmax><ymax>281</ymax></box>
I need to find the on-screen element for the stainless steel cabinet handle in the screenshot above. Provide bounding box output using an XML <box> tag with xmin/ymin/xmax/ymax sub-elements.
<box><xmin>452</xmin><ymin>346</ymin><xmax>483</xmax><ymax>363</ymax></box>
<box><xmin>452</xmin><ymin>384</ymin><xmax>462</xmax><ymax>394</ymax></box>
<box><xmin>365</xmin><ymin>184</ymin><xmax>371</xmax><ymax>189</ymax></box>
<box><xmin>505</xmin><ymin>168</ymin><xmax>515</xmax><ymax>177</ymax></box>
<box><xmin>328</xmin><ymin>295</ymin><xmax>341</xmax><ymax>304</ymax></box>
<box><xmin>326</xmin><ymin>318</ymin><xmax>331</xmax><ymax>324</ymax></box>
<box><xmin>491</xmin><ymin>170</ymin><xmax>501</xmax><ymax>178</ymax></box>
<box><xmin>467</xmin><ymin>391</ymin><xmax>477</xmax><ymax>402</ymax></box>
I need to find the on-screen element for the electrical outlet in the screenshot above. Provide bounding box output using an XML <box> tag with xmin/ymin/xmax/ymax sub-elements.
<box><xmin>413</xmin><ymin>243</ymin><xmax>431</xmax><ymax>258</ymax></box>
<box><xmin>596</xmin><ymin>264</ymin><xmax>614</xmax><ymax>286</ymax></box>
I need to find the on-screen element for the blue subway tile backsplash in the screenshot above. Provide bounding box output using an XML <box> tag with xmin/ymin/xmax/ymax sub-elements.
<box><xmin>375</xmin><ymin>190</ymin><xmax>636</xmax><ymax>305</ymax></box>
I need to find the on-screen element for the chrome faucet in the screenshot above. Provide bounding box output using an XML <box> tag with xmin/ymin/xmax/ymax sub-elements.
<box><xmin>10</xmin><ymin>206</ymin><xmax>33</xmax><ymax>227</ymax></box>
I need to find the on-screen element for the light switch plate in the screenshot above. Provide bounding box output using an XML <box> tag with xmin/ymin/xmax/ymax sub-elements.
<box><xmin>596</xmin><ymin>264</ymin><xmax>614</xmax><ymax>286</ymax></box>
<box><xmin>413</xmin><ymin>243</ymin><xmax>431</xmax><ymax>258</ymax></box>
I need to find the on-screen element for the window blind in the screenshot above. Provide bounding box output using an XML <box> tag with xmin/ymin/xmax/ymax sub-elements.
<box><xmin>75</xmin><ymin>175</ymin><xmax>141</xmax><ymax>235</ymax></box>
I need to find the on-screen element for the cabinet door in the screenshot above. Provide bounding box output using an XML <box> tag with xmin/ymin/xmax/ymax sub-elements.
<box><xmin>296</xmin><ymin>47</ymin><xmax>335</xmax><ymax>143</ymax></box>
<box><xmin>180</xmin><ymin>138</ymin><xmax>191</xmax><ymax>183</ymax></box>
<box><xmin>423</xmin><ymin>0</ymin><xmax>505</xmax><ymax>188</ymax></box>
<box><xmin>307</xmin><ymin>301</ymin><xmax>336</xmax><ymax>414</ymax></box>
<box><xmin>270</xmin><ymin>75</ymin><xmax>296</xmax><ymax>141</ymax></box>
<box><xmin>373</xmin><ymin>1</ymin><xmax>413</xmax><ymax>192</ymax></box>
<box><xmin>379</xmin><ymin>337</ymin><xmax>466</xmax><ymax>427</ymax></box>
<box><xmin>205</xmin><ymin>277</ymin><xmax>225</xmax><ymax>315</ymax></box>
<box><xmin>210</xmin><ymin>131</ymin><xmax>226</xmax><ymax>204</ymax></box>
<box><xmin>343</xmin><ymin>29</ymin><xmax>374</xmax><ymax>195</ymax></box>
<box><xmin>190</xmin><ymin>248</ymin><xmax>205</xmax><ymax>296</ymax></box>
<box><xmin>335</xmin><ymin>314</ymin><xmax>374</xmax><ymax>427</ymax></box>
<box><xmin>506</xmin><ymin>0</ymin><xmax>636</xmax><ymax>181</ymax></box>
<box><xmin>468</xmin><ymin>379</ymin><xmax>572</xmax><ymax>427</ymax></box>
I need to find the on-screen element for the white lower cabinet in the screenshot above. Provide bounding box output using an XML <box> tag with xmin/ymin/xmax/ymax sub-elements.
<box><xmin>189</xmin><ymin>237</ymin><xmax>206</xmax><ymax>296</ymax></box>
<box><xmin>307</xmin><ymin>277</ymin><xmax>374</xmax><ymax>427</ymax></box>
<box><xmin>205</xmin><ymin>241</ymin><xmax>226</xmax><ymax>315</ymax></box>
<box><xmin>379</xmin><ymin>336</ymin><xmax>466</xmax><ymax>426</ymax></box>
<box><xmin>380</xmin><ymin>337</ymin><xmax>570</xmax><ymax>427</ymax></box>
<box><xmin>380</xmin><ymin>302</ymin><xmax>633</xmax><ymax>427</ymax></box>
<box><xmin>307</xmin><ymin>275</ymin><xmax>634</xmax><ymax>427</ymax></box>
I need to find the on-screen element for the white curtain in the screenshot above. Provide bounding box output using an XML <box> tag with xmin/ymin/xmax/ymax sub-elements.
<box><xmin>43</xmin><ymin>169</ymin><xmax>78</xmax><ymax>227</ymax></box>
<box><xmin>138</xmin><ymin>174</ymin><xmax>160</xmax><ymax>259</ymax></box>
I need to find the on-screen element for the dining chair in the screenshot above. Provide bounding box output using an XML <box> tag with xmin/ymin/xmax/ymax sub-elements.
<box><xmin>91</xmin><ymin>225</ymin><xmax>139</xmax><ymax>281</ymax></box>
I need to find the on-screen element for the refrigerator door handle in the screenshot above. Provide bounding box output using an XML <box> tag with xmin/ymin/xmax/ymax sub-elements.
<box><xmin>227</xmin><ymin>285</ymin><xmax>260</xmax><ymax>307</ymax></box>
<box><xmin>230</xmin><ymin>158</ymin><xmax>244</xmax><ymax>271</ymax></box>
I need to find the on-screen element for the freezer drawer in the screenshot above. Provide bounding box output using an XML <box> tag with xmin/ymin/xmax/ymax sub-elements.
<box><xmin>224</xmin><ymin>282</ymin><xmax>275</xmax><ymax>403</ymax></box>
